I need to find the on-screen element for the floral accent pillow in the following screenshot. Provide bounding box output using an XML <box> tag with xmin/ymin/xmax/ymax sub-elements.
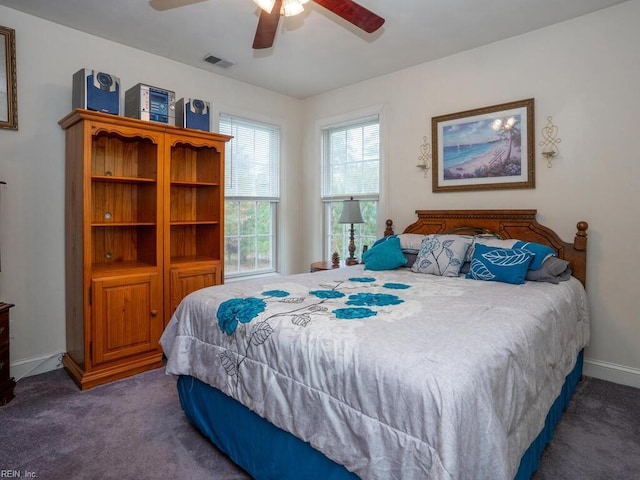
<box><xmin>411</xmin><ymin>234</ymin><xmax>473</xmax><ymax>277</ymax></box>
<box><xmin>466</xmin><ymin>244</ymin><xmax>533</xmax><ymax>285</ymax></box>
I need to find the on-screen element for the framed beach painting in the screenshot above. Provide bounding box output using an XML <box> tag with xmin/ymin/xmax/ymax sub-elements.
<box><xmin>1</xmin><ymin>25</ymin><xmax>18</xmax><ymax>130</ymax></box>
<box><xmin>432</xmin><ymin>98</ymin><xmax>534</xmax><ymax>192</ymax></box>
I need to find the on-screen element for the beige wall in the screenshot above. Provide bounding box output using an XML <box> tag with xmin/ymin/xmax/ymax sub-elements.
<box><xmin>302</xmin><ymin>1</ymin><xmax>640</xmax><ymax>387</ymax></box>
<box><xmin>0</xmin><ymin>6</ymin><xmax>302</xmax><ymax>379</ymax></box>
<box><xmin>2</xmin><ymin>2</ymin><xmax>639</xmax><ymax>388</ymax></box>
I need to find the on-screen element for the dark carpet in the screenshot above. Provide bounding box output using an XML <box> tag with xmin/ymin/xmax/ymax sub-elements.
<box><xmin>1</xmin><ymin>367</ymin><xmax>639</xmax><ymax>479</ymax></box>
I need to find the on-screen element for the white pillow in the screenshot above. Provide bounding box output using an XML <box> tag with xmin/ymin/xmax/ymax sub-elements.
<box><xmin>397</xmin><ymin>233</ymin><xmax>427</xmax><ymax>253</ymax></box>
<box><xmin>464</xmin><ymin>236</ymin><xmax>518</xmax><ymax>262</ymax></box>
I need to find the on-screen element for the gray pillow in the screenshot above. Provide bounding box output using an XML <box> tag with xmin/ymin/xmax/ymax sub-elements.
<box><xmin>403</xmin><ymin>252</ymin><xmax>418</xmax><ymax>268</ymax></box>
<box><xmin>525</xmin><ymin>257</ymin><xmax>571</xmax><ymax>284</ymax></box>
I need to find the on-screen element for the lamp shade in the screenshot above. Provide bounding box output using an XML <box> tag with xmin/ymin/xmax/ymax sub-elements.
<box><xmin>338</xmin><ymin>197</ymin><xmax>364</xmax><ymax>224</ymax></box>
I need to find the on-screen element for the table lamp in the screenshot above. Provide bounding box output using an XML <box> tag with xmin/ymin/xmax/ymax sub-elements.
<box><xmin>338</xmin><ymin>197</ymin><xmax>364</xmax><ymax>265</ymax></box>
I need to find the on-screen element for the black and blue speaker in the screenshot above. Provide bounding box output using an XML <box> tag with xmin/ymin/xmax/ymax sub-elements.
<box><xmin>72</xmin><ymin>69</ymin><xmax>120</xmax><ymax>115</ymax></box>
<box><xmin>175</xmin><ymin>98</ymin><xmax>211</xmax><ymax>132</ymax></box>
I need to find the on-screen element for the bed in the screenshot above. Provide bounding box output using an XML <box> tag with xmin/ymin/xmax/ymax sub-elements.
<box><xmin>160</xmin><ymin>209</ymin><xmax>589</xmax><ymax>480</ymax></box>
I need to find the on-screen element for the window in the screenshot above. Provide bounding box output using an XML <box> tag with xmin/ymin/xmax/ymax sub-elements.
<box><xmin>322</xmin><ymin>115</ymin><xmax>380</xmax><ymax>260</ymax></box>
<box><xmin>220</xmin><ymin>114</ymin><xmax>279</xmax><ymax>278</ymax></box>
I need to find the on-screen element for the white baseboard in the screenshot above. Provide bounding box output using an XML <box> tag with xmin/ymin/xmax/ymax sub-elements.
<box><xmin>11</xmin><ymin>351</ymin><xmax>65</xmax><ymax>382</ymax></box>
<box><xmin>584</xmin><ymin>357</ymin><xmax>640</xmax><ymax>389</ymax></box>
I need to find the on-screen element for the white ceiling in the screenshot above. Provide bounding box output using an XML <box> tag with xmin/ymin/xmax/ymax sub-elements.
<box><xmin>0</xmin><ymin>0</ymin><xmax>629</xmax><ymax>99</ymax></box>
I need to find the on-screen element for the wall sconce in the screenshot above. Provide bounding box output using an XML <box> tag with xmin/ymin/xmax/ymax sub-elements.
<box><xmin>338</xmin><ymin>197</ymin><xmax>365</xmax><ymax>265</ymax></box>
<box><xmin>539</xmin><ymin>116</ymin><xmax>561</xmax><ymax>168</ymax></box>
<box><xmin>416</xmin><ymin>136</ymin><xmax>432</xmax><ymax>177</ymax></box>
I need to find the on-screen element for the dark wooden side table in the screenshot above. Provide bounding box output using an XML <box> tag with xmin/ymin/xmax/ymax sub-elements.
<box><xmin>310</xmin><ymin>260</ymin><xmax>355</xmax><ymax>272</ymax></box>
<box><xmin>0</xmin><ymin>302</ymin><xmax>16</xmax><ymax>406</ymax></box>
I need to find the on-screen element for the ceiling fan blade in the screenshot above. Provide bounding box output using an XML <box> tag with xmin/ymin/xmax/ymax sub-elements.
<box><xmin>253</xmin><ymin>0</ymin><xmax>283</xmax><ymax>49</ymax></box>
<box><xmin>312</xmin><ymin>0</ymin><xmax>385</xmax><ymax>33</ymax></box>
<box><xmin>149</xmin><ymin>0</ymin><xmax>208</xmax><ymax>11</ymax></box>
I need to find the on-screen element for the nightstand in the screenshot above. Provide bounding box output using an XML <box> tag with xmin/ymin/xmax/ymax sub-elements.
<box><xmin>310</xmin><ymin>260</ymin><xmax>356</xmax><ymax>272</ymax></box>
<box><xmin>0</xmin><ymin>302</ymin><xmax>15</xmax><ymax>406</ymax></box>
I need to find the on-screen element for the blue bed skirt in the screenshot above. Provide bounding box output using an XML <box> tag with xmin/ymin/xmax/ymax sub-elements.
<box><xmin>177</xmin><ymin>350</ymin><xmax>584</xmax><ymax>480</ymax></box>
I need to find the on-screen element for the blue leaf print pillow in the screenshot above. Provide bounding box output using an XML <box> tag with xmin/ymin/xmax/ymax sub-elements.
<box><xmin>513</xmin><ymin>241</ymin><xmax>557</xmax><ymax>270</ymax></box>
<box><xmin>411</xmin><ymin>234</ymin><xmax>473</xmax><ymax>277</ymax></box>
<box><xmin>466</xmin><ymin>244</ymin><xmax>533</xmax><ymax>285</ymax></box>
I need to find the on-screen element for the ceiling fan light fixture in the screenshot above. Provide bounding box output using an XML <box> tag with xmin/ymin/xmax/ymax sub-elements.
<box><xmin>281</xmin><ymin>0</ymin><xmax>304</xmax><ymax>17</ymax></box>
<box><xmin>253</xmin><ymin>0</ymin><xmax>276</xmax><ymax>14</ymax></box>
<box><xmin>252</xmin><ymin>0</ymin><xmax>385</xmax><ymax>49</ymax></box>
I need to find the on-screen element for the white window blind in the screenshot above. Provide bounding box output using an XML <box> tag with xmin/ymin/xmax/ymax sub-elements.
<box><xmin>321</xmin><ymin>114</ymin><xmax>380</xmax><ymax>260</ymax></box>
<box><xmin>321</xmin><ymin>115</ymin><xmax>380</xmax><ymax>200</ymax></box>
<box><xmin>220</xmin><ymin>114</ymin><xmax>280</xmax><ymax>200</ymax></box>
<box><xmin>220</xmin><ymin>114</ymin><xmax>279</xmax><ymax>278</ymax></box>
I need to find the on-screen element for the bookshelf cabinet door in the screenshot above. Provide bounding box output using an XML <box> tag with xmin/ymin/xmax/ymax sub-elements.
<box><xmin>91</xmin><ymin>272</ymin><xmax>163</xmax><ymax>366</ymax></box>
<box><xmin>168</xmin><ymin>263</ymin><xmax>221</xmax><ymax>323</ymax></box>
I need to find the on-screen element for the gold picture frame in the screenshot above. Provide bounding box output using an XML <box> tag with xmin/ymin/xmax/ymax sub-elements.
<box><xmin>432</xmin><ymin>98</ymin><xmax>534</xmax><ymax>192</ymax></box>
<box><xmin>1</xmin><ymin>25</ymin><xmax>18</xmax><ymax>130</ymax></box>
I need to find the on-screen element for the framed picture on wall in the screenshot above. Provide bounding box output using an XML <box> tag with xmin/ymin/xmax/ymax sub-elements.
<box><xmin>1</xmin><ymin>25</ymin><xmax>18</xmax><ymax>130</ymax></box>
<box><xmin>432</xmin><ymin>98</ymin><xmax>534</xmax><ymax>192</ymax></box>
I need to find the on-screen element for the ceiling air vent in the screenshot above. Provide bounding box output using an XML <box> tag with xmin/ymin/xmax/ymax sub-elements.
<box><xmin>203</xmin><ymin>54</ymin><xmax>234</xmax><ymax>69</ymax></box>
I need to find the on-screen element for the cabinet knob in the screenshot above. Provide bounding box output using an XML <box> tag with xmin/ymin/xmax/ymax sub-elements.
<box><xmin>0</xmin><ymin>361</ymin><xmax>4</xmax><ymax>371</ymax></box>
<box><xmin>151</xmin><ymin>310</ymin><xmax>158</xmax><ymax>317</ymax></box>
<box><xmin>0</xmin><ymin>326</ymin><xmax>4</xmax><ymax>335</ymax></box>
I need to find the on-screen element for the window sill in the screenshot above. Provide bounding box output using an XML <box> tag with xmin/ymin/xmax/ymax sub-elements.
<box><xmin>224</xmin><ymin>271</ymin><xmax>280</xmax><ymax>283</ymax></box>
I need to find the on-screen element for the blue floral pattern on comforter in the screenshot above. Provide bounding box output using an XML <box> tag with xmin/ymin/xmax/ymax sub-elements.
<box><xmin>216</xmin><ymin>276</ymin><xmax>410</xmax><ymax>381</ymax></box>
<box><xmin>160</xmin><ymin>266</ymin><xmax>590</xmax><ymax>480</ymax></box>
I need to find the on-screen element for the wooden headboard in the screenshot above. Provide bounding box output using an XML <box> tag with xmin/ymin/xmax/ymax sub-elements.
<box><xmin>384</xmin><ymin>209</ymin><xmax>588</xmax><ymax>286</ymax></box>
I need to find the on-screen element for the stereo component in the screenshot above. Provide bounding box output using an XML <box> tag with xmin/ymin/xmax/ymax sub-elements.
<box><xmin>175</xmin><ymin>98</ymin><xmax>211</xmax><ymax>132</ymax></box>
<box><xmin>72</xmin><ymin>69</ymin><xmax>120</xmax><ymax>115</ymax></box>
<box><xmin>124</xmin><ymin>83</ymin><xmax>175</xmax><ymax>124</ymax></box>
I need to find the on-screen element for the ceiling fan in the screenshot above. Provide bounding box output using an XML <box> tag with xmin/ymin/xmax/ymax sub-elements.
<box><xmin>252</xmin><ymin>0</ymin><xmax>385</xmax><ymax>49</ymax></box>
<box><xmin>149</xmin><ymin>0</ymin><xmax>384</xmax><ymax>50</ymax></box>
<box><xmin>149</xmin><ymin>0</ymin><xmax>208</xmax><ymax>11</ymax></box>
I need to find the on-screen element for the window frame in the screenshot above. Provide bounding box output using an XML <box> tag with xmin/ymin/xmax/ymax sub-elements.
<box><xmin>219</xmin><ymin>113</ymin><xmax>280</xmax><ymax>279</ymax></box>
<box><xmin>320</xmin><ymin>111</ymin><xmax>382</xmax><ymax>261</ymax></box>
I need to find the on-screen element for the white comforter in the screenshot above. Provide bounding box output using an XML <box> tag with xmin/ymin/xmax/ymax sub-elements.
<box><xmin>160</xmin><ymin>266</ymin><xmax>590</xmax><ymax>480</ymax></box>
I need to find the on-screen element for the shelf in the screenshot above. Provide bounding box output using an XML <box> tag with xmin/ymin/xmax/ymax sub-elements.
<box><xmin>170</xmin><ymin>180</ymin><xmax>219</xmax><ymax>187</ymax></box>
<box><xmin>91</xmin><ymin>133</ymin><xmax>158</xmax><ymax>180</ymax></box>
<box><xmin>170</xmin><ymin>144</ymin><xmax>221</xmax><ymax>184</ymax></box>
<box><xmin>92</xmin><ymin>175</ymin><xmax>156</xmax><ymax>184</ymax></box>
<box><xmin>170</xmin><ymin>184</ymin><xmax>220</xmax><ymax>223</ymax></box>
<box><xmin>92</xmin><ymin>261</ymin><xmax>158</xmax><ymax>276</ymax></box>
<box><xmin>92</xmin><ymin>222</ymin><xmax>157</xmax><ymax>227</ymax></box>
<box><xmin>92</xmin><ymin>181</ymin><xmax>157</xmax><ymax>224</ymax></box>
<box><xmin>169</xmin><ymin>224</ymin><xmax>220</xmax><ymax>261</ymax></box>
<box><xmin>170</xmin><ymin>256</ymin><xmax>220</xmax><ymax>265</ymax></box>
<box><xmin>92</xmin><ymin>225</ymin><xmax>157</xmax><ymax>266</ymax></box>
<box><xmin>170</xmin><ymin>221</ymin><xmax>220</xmax><ymax>226</ymax></box>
